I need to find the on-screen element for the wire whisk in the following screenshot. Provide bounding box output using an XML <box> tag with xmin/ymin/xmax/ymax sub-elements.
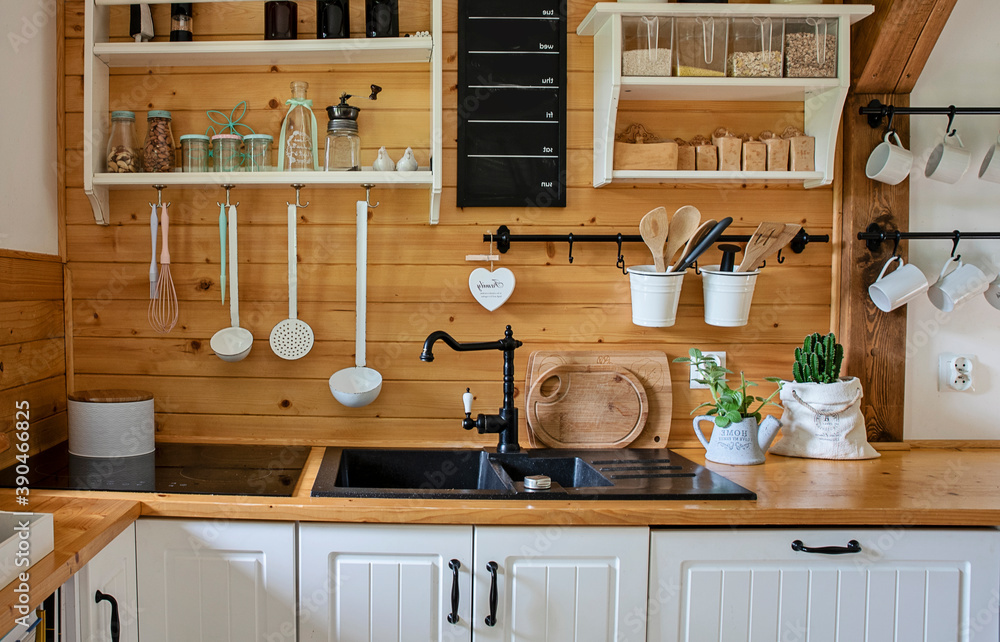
<box><xmin>148</xmin><ymin>203</ymin><xmax>179</xmax><ymax>333</ymax></box>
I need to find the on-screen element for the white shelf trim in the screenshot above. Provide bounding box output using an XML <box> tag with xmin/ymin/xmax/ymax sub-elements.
<box><xmin>612</xmin><ymin>170</ymin><xmax>824</xmax><ymax>182</ymax></box>
<box><xmin>93</xmin><ymin>170</ymin><xmax>434</xmax><ymax>188</ymax></box>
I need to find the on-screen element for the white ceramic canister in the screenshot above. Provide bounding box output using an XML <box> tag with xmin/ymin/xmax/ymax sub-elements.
<box><xmin>627</xmin><ymin>265</ymin><xmax>686</xmax><ymax>327</ymax></box>
<box><xmin>700</xmin><ymin>265</ymin><xmax>760</xmax><ymax>327</ymax></box>
<box><xmin>68</xmin><ymin>389</ymin><xmax>155</xmax><ymax>457</ymax></box>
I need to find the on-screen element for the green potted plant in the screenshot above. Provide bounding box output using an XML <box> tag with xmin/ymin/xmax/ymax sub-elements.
<box><xmin>673</xmin><ymin>348</ymin><xmax>783</xmax><ymax>465</ymax></box>
<box><xmin>769</xmin><ymin>332</ymin><xmax>880</xmax><ymax>460</ymax></box>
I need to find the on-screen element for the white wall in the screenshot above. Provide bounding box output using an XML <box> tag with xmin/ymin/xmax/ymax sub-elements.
<box><xmin>0</xmin><ymin>0</ymin><xmax>59</xmax><ymax>256</ymax></box>
<box><xmin>905</xmin><ymin>0</ymin><xmax>1000</xmax><ymax>438</ymax></box>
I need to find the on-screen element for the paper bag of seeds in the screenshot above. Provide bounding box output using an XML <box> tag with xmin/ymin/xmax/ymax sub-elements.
<box><xmin>676</xmin><ymin>138</ymin><xmax>696</xmax><ymax>171</ymax></box>
<box><xmin>712</xmin><ymin>127</ymin><xmax>742</xmax><ymax>171</ymax></box>
<box><xmin>760</xmin><ymin>130</ymin><xmax>790</xmax><ymax>171</ymax></box>
<box><xmin>690</xmin><ymin>134</ymin><xmax>718</xmax><ymax>171</ymax></box>
<box><xmin>613</xmin><ymin>124</ymin><xmax>678</xmax><ymax>170</ymax></box>
<box><xmin>740</xmin><ymin>133</ymin><xmax>766</xmax><ymax>172</ymax></box>
<box><xmin>782</xmin><ymin>126</ymin><xmax>815</xmax><ymax>171</ymax></box>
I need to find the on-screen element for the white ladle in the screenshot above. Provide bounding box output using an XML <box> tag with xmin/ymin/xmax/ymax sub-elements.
<box><xmin>329</xmin><ymin>200</ymin><xmax>383</xmax><ymax>407</ymax></box>
<box><xmin>269</xmin><ymin>203</ymin><xmax>314</xmax><ymax>359</ymax></box>
<box><xmin>210</xmin><ymin>203</ymin><xmax>253</xmax><ymax>362</ymax></box>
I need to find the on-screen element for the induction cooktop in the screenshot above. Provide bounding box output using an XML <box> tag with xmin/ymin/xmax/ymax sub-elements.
<box><xmin>0</xmin><ymin>441</ymin><xmax>311</xmax><ymax>496</ymax></box>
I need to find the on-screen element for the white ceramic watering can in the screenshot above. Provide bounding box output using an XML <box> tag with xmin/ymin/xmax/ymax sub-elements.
<box><xmin>692</xmin><ymin>415</ymin><xmax>781</xmax><ymax>465</ymax></box>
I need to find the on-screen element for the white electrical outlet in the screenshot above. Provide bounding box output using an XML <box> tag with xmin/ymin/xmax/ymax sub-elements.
<box><xmin>938</xmin><ymin>353</ymin><xmax>975</xmax><ymax>392</ymax></box>
<box><xmin>690</xmin><ymin>351</ymin><xmax>726</xmax><ymax>389</ymax></box>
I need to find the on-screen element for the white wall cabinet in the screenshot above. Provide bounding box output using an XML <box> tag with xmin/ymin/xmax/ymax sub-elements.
<box><xmin>648</xmin><ymin>528</ymin><xmax>1000</xmax><ymax>642</ymax></box>
<box><xmin>136</xmin><ymin>518</ymin><xmax>296</xmax><ymax>642</ymax></box>
<box><xmin>473</xmin><ymin>526</ymin><xmax>650</xmax><ymax>642</ymax></box>
<box><xmin>299</xmin><ymin>524</ymin><xmax>474</xmax><ymax>642</ymax></box>
<box><xmin>63</xmin><ymin>523</ymin><xmax>139</xmax><ymax>642</ymax></box>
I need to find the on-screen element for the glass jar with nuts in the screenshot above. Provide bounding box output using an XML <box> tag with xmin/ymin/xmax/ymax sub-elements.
<box><xmin>106</xmin><ymin>110</ymin><xmax>141</xmax><ymax>173</ymax></box>
<box><xmin>728</xmin><ymin>17</ymin><xmax>783</xmax><ymax>78</ymax></box>
<box><xmin>143</xmin><ymin>110</ymin><xmax>177</xmax><ymax>172</ymax></box>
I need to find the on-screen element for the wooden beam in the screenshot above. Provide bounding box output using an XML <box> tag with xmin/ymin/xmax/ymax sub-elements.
<box><xmin>841</xmin><ymin>93</ymin><xmax>910</xmax><ymax>442</ymax></box>
<box><xmin>851</xmin><ymin>0</ymin><xmax>957</xmax><ymax>94</ymax></box>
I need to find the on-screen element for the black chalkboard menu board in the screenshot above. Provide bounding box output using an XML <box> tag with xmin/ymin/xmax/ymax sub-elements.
<box><xmin>456</xmin><ymin>0</ymin><xmax>568</xmax><ymax>208</ymax></box>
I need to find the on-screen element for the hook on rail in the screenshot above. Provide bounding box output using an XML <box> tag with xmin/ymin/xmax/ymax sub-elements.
<box><xmin>615</xmin><ymin>234</ymin><xmax>627</xmax><ymax>275</ymax></box>
<box><xmin>287</xmin><ymin>184</ymin><xmax>309</xmax><ymax>208</ymax></box>
<box><xmin>567</xmin><ymin>233</ymin><xmax>574</xmax><ymax>264</ymax></box>
<box><xmin>217</xmin><ymin>184</ymin><xmax>238</xmax><ymax>208</ymax></box>
<box><xmin>946</xmin><ymin>106</ymin><xmax>958</xmax><ymax>137</ymax></box>
<box><xmin>951</xmin><ymin>230</ymin><xmax>962</xmax><ymax>261</ymax></box>
<box><xmin>149</xmin><ymin>185</ymin><xmax>170</xmax><ymax>209</ymax></box>
<box><xmin>363</xmin><ymin>183</ymin><xmax>379</xmax><ymax>209</ymax></box>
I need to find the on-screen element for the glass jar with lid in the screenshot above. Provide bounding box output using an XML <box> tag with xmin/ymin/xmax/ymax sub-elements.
<box><xmin>728</xmin><ymin>17</ymin><xmax>783</xmax><ymax>77</ymax></box>
<box><xmin>143</xmin><ymin>110</ymin><xmax>176</xmax><ymax>172</ymax></box>
<box><xmin>107</xmin><ymin>110</ymin><xmax>141</xmax><ymax>173</ymax></box>
<box><xmin>784</xmin><ymin>17</ymin><xmax>837</xmax><ymax>78</ymax></box>
<box><xmin>211</xmin><ymin>134</ymin><xmax>243</xmax><ymax>172</ymax></box>
<box><xmin>180</xmin><ymin>134</ymin><xmax>209</xmax><ymax>172</ymax></box>
<box><xmin>324</xmin><ymin>94</ymin><xmax>361</xmax><ymax>171</ymax></box>
<box><xmin>243</xmin><ymin>134</ymin><xmax>273</xmax><ymax>171</ymax></box>
<box><xmin>675</xmin><ymin>17</ymin><xmax>728</xmax><ymax>77</ymax></box>
<box><xmin>622</xmin><ymin>17</ymin><xmax>672</xmax><ymax>77</ymax></box>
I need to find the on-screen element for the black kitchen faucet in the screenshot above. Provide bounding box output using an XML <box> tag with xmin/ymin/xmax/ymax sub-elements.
<box><xmin>420</xmin><ymin>325</ymin><xmax>523</xmax><ymax>453</ymax></box>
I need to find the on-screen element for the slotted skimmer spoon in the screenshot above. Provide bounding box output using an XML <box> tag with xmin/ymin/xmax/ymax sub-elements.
<box><xmin>270</xmin><ymin>202</ymin><xmax>314</xmax><ymax>359</ymax></box>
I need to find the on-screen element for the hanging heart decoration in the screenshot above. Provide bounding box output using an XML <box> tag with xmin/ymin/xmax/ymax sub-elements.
<box><xmin>469</xmin><ymin>267</ymin><xmax>515</xmax><ymax>311</ymax></box>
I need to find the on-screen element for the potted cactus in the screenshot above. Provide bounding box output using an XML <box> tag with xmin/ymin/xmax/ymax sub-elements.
<box><xmin>769</xmin><ymin>332</ymin><xmax>880</xmax><ymax>460</ymax></box>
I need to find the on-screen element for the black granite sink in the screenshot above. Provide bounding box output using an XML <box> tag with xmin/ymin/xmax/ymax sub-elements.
<box><xmin>312</xmin><ymin>448</ymin><xmax>755</xmax><ymax>500</ymax></box>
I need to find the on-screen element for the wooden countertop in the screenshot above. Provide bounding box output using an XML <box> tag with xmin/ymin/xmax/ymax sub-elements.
<box><xmin>8</xmin><ymin>447</ymin><xmax>1000</xmax><ymax>528</ymax></box>
<box><xmin>0</xmin><ymin>496</ymin><xmax>140</xmax><ymax>634</ymax></box>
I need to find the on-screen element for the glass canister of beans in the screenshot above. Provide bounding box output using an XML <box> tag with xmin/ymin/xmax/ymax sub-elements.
<box><xmin>106</xmin><ymin>110</ymin><xmax>141</xmax><ymax>172</ymax></box>
<box><xmin>784</xmin><ymin>17</ymin><xmax>837</xmax><ymax>78</ymax></box>
<box><xmin>143</xmin><ymin>110</ymin><xmax>176</xmax><ymax>172</ymax></box>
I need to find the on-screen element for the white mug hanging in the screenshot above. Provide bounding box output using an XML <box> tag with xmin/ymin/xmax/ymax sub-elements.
<box><xmin>468</xmin><ymin>234</ymin><xmax>515</xmax><ymax>311</ymax></box>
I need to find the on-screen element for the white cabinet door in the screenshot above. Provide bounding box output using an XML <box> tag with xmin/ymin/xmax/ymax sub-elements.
<box><xmin>473</xmin><ymin>526</ymin><xmax>649</xmax><ymax>642</ymax></box>
<box><xmin>136</xmin><ymin>518</ymin><xmax>296</xmax><ymax>642</ymax></box>
<box><xmin>66</xmin><ymin>523</ymin><xmax>139</xmax><ymax>642</ymax></box>
<box><xmin>649</xmin><ymin>528</ymin><xmax>1000</xmax><ymax>642</ymax></box>
<box><xmin>299</xmin><ymin>524</ymin><xmax>473</xmax><ymax>642</ymax></box>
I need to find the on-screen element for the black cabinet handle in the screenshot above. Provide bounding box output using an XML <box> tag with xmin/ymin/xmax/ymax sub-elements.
<box><xmin>447</xmin><ymin>559</ymin><xmax>461</xmax><ymax>624</ymax></box>
<box><xmin>95</xmin><ymin>590</ymin><xmax>121</xmax><ymax>642</ymax></box>
<box><xmin>791</xmin><ymin>539</ymin><xmax>862</xmax><ymax>555</ymax></box>
<box><xmin>485</xmin><ymin>561</ymin><xmax>499</xmax><ymax>627</ymax></box>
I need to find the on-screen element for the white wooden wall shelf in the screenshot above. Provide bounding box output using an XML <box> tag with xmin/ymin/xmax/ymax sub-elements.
<box><xmin>84</xmin><ymin>0</ymin><xmax>443</xmax><ymax>225</ymax></box>
<box><xmin>576</xmin><ymin>3</ymin><xmax>873</xmax><ymax>189</ymax></box>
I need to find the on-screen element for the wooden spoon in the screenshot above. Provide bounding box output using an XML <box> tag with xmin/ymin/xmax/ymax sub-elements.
<box><xmin>639</xmin><ymin>206</ymin><xmax>670</xmax><ymax>272</ymax></box>
<box><xmin>663</xmin><ymin>205</ymin><xmax>701</xmax><ymax>269</ymax></box>
<box><xmin>669</xmin><ymin>219</ymin><xmax>716</xmax><ymax>272</ymax></box>
<box><xmin>737</xmin><ymin>222</ymin><xmax>802</xmax><ymax>272</ymax></box>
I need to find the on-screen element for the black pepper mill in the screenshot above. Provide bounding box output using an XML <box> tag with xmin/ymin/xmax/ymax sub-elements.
<box><xmin>170</xmin><ymin>3</ymin><xmax>193</xmax><ymax>41</ymax></box>
<box><xmin>317</xmin><ymin>0</ymin><xmax>350</xmax><ymax>39</ymax></box>
<box><xmin>365</xmin><ymin>0</ymin><xmax>398</xmax><ymax>37</ymax></box>
<box><xmin>265</xmin><ymin>1</ymin><xmax>299</xmax><ymax>40</ymax></box>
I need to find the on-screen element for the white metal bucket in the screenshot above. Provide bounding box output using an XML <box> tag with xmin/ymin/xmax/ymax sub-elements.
<box><xmin>627</xmin><ymin>265</ymin><xmax>686</xmax><ymax>327</ymax></box>
<box><xmin>701</xmin><ymin>265</ymin><xmax>759</xmax><ymax>327</ymax></box>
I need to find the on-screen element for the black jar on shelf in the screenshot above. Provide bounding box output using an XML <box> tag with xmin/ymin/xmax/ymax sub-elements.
<box><xmin>265</xmin><ymin>1</ymin><xmax>298</xmax><ymax>40</ymax></box>
<box><xmin>317</xmin><ymin>0</ymin><xmax>350</xmax><ymax>39</ymax></box>
<box><xmin>365</xmin><ymin>0</ymin><xmax>398</xmax><ymax>38</ymax></box>
<box><xmin>170</xmin><ymin>3</ymin><xmax>193</xmax><ymax>41</ymax></box>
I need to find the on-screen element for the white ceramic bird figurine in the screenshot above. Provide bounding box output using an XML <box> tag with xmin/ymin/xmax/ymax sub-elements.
<box><xmin>373</xmin><ymin>146</ymin><xmax>395</xmax><ymax>171</ymax></box>
<box><xmin>396</xmin><ymin>147</ymin><xmax>418</xmax><ymax>172</ymax></box>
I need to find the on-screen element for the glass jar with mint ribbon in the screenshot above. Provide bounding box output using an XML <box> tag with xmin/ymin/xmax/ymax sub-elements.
<box><xmin>279</xmin><ymin>81</ymin><xmax>319</xmax><ymax>171</ymax></box>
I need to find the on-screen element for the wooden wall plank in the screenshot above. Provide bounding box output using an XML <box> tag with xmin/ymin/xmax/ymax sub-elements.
<box><xmin>841</xmin><ymin>93</ymin><xmax>910</xmax><ymax>442</ymax></box>
<box><xmin>0</xmin><ymin>257</ymin><xmax>64</xmax><ymax>301</ymax></box>
<box><xmin>0</xmin><ymin>301</ymin><xmax>65</xmax><ymax>347</ymax></box>
<box><xmin>0</xmin><ymin>339</ymin><xmax>67</xmax><ymax>392</ymax></box>
<box><xmin>0</xmin><ymin>376</ymin><xmax>68</xmax><ymax>424</ymax></box>
<box><xmin>0</xmin><ymin>412</ymin><xmax>68</xmax><ymax>472</ymax></box>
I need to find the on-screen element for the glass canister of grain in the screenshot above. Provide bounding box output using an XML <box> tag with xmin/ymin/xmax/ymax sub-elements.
<box><xmin>243</xmin><ymin>134</ymin><xmax>274</xmax><ymax>171</ymax></box>
<box><xmin>143</xmin><ymin>110</ymin><xmax>176</xmax><ymax>172</ymax></box>
<box><xmin>107</xmin><ymin>110</ymin><xmax>141</xmax><ymax>173</ymax></box>
<box><xmin>784</xmin><ymin>17</ymin><xmax>837</xmax><ymax>78</ymax></box>
<box><xmin>180</xmin><ymin>134</ymin><xmax>209</xmax><ymax>172</ymax></box>
<box><xmin>728</xmin><ymin>17</ymin><xmax>783</xmax><ymax>77</ymax></box>
<box><xmin>675</xmin><ymin>17</ymin><xmax>727</xmax><ymax>77</ymax></box>
<box><xmin>622</xmin><ymin>17</ymin><xmax>672</xmax><ymax>77</ymax></box>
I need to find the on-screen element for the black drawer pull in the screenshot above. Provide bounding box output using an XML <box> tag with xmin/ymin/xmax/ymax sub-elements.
<box><xmin>95</xmin><ymin>590</ymin><xmax>121</xmax><ymax>642</ymax></box>
<box><xmin>485</xmin><ymin>561</ymin><xmax>499</xmax><ymax>627</ymax></box>
<box><xmin>447</xmin><ymin>559</ymin><xmax>461</xmax><ymax>624</ymax></box>
<box><xmin>791</xmin><ymin>539</ymin><xmax>862</xmax><ymax>555</ymax></box>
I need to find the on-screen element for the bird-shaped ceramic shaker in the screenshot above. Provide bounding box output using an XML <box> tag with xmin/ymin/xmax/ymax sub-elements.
<box><xmin>373</xmin><ymin>146</ymin><xmax>395</xmax><ymax>171</ymax></box>
<box><xmin>396</xmin><ymin>147</ymin><xmax>418</xmax><ymax>172</ymax></box>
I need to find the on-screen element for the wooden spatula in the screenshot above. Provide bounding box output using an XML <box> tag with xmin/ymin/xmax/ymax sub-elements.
<box><xmin>669</xmin><ymin>219</ymin><xmax>716</xmax><ymax>272</ymax></box>
<box><xmin>663</xmin><ymin>205</ymin><xmax>701</xmax><ymax>269</ymax></box>
<box><xmin>737</xmin><ymin>222</ymin><xmax>803</xmax><ymax>272</ymax></box>
<box><xmin>639</xmin><ymin>207</ymin><xmax>670</xmax><ymax>272</ymax></box>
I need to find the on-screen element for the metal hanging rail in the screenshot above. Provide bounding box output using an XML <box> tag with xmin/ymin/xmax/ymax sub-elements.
<box><xmin>859</xmin><ymin>99</ymin><xmax>1000</xmax><ymax>129</ymax></box>
<box><xmin>858</xmin><ymin>222</ymin><xmax>1000</xmax><ymax>252</ymax></box>
<box><xmin>485</xmin><ymin>224</ymin><xmax>830</xmax><ymax>266</ymax></box>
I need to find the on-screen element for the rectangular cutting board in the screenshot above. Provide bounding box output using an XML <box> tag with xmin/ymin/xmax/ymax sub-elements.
<box><xmin>524</xmin><ymin>350</ymin><xmax>672</xmax><ymax>448</ymax></box>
